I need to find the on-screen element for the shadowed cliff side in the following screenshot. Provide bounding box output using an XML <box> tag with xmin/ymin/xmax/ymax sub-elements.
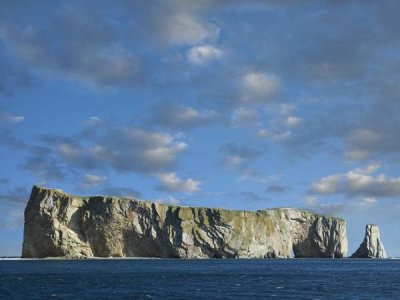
<box><xmin>22</xmin><ymin>186</ymin><xmax>348</xmax><ymax>259</ymax></box>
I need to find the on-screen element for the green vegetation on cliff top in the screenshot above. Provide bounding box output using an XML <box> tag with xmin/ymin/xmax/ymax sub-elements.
<box><xmin>32</xmin><ymin>185</ymin><xmax>344</xmax><ymax>221</ymax></box>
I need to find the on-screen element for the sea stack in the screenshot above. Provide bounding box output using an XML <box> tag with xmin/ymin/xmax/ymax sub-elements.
<box><xmin>22</xmin><ymin>186</ymin><xmax>348</xmax><ymax>259</ymax></box>
<box><xmin>351</xmin><ymin>224</ymin><xmax>387</xmax><ymax>258</ymax></box>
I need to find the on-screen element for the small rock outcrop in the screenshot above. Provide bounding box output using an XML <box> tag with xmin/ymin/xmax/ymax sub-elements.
<box><xmin>351</xmin><ymin>224</ymin><xmax>387</xmax><ymax>258</ymax></box>
<box><xmin>22</xmin><ymin>186</ymin><xmax>348</xmax><ymax>259</ymax></box>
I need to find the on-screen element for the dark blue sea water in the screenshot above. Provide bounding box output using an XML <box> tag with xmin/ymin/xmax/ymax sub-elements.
<box><xmin>0</xmin><ymin>259</ymin><xmax>399</xmax><ymax>299</ymax></box>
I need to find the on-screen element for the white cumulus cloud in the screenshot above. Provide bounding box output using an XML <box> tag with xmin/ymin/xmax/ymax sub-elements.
<box><xmin>311</xmin><ymin>175</ymin><xmax>341</xmax><ymax>194</ymax></box>
<box><xmin>163</xmin><ymin>12</ymin><xmax>219</xmax><ymax>45</ymax></box>
<box><xmin>157</xmin><ymin>172</ymin><xmax>200</xmax><ymax>193</ymax></box>
<box><xmin>47</xmin><ymin>124</ymin><xmax>188</xmax><ymax>174</ymax></box>
<box><xmin>79</xmin><ymin>174</ymin><xmax>107</xmax><ymax>191</ymax></box>
<box><xmin>311</xmin><ymin>163</ymin><xmax>400</xmax><ymax>198</ymax></box>
<box><xmin>187</xmin><ymin>44</ymin><xmax>223</xmax><ymax>64</ymax></box>
<box><xmin>242</xmin><ymin>71</ymin><xmax>279</xmax><ymax>102</ymax></box>
<box><xmin>284</xmin><ymin>116</ymin><xmax>302</xmax><ymax>127</ymax></box>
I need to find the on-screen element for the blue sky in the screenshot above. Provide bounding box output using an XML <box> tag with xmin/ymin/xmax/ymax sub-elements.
<box><xmin>1</xmin><ymin>0</ymin><xmax>400</xmax><ymax>256</ymax></box>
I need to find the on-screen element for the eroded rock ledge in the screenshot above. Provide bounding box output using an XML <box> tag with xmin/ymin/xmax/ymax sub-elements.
<box><xmin>22</xmin><ymin>186</ymin><xmax>348</xmax><ymax>259</ymax></box>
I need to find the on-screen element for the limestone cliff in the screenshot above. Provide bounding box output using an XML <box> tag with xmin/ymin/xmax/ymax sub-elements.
<box><xmin>22</xmin><ymin>186</ymin><xmax>348</xmax><ymax>259</ymax></box>
<box><xmin>351</xmin><ymin>224</ymin><xmax>387</xmax><ymax>258</ymax></box>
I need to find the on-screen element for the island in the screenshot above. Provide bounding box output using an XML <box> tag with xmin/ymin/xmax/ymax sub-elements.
<box><xmin>22</xmin><ymin>186</ymin><xmax>348</xmax><ymax>259</ymax></box>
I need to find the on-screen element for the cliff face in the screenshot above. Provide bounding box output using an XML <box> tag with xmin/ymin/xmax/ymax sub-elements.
<box><xmin>22</xmin><ymin>186</ymin><xmax>348</xmax><ymax>259</ymax></box>
<box><xmin>351</xmin><ymin>224</ymin><xmax>387</xmax><ymax>258</ymax></box>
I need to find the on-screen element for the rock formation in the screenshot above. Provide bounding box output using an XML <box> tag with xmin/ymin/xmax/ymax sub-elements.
<box><xmin>22</xmin><ymin>186</ymin><xmax>348</xmax><ymax>259</ymax></box>
<box><xmin>351</xmin><ymin>224</ymin><xmax>387</xmax><ymax>258</ymax></box>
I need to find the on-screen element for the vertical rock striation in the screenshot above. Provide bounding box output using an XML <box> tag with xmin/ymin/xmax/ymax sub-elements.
<box><xmin>351</xmin><ymin>224</ymin><xmax>388</xmax><ymax>258</ymax></box>
<box><xmin>22</xmin><ymin>186</ymin><xmax>348</xmax><ymax>259</ymax></box>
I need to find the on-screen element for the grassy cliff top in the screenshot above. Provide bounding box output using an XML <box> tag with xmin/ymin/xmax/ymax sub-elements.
<box><xmin>31</xmin><ymin>185</ymin><xmax>345</xmax><ymax>221</ymax></box>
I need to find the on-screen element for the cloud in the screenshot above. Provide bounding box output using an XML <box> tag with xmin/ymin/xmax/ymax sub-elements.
<box><xmin>311</xmin><ymin>175</ymin><xmax>341</xmax><ymax>195</ymax></box>
<box><xmin>346</xmin><ymin>150</ymin><xmax>371</xmax><ymax>162</ymax></box>
<box><xmin>304</xmin><ymin>196</ymin><xmax>349</xmax><ymax>217</ymax></box>
<box><xmin>22</xmin><ymin>146</ymin><xmax>66</xmax><ymax>181</ymax></box>
<box><xmin>283</xmin><ymin>116</ymin><xmax>301</xmax><ymax>127</ymax></box>
<box><xmin>0</xmin><ymin>186</ymin><xmax>30</xmax><ymax>205</ymax></box>
<box><xmin>149</xmin><ymin>103</ymin><xmax>220</xmax><ymax>129</ymax></box>
<box><xmin>0</xmin><ymin>111</ymin><xmax>26</xmax><ymax>150</ymax></box>
<box><xmin>0</xmin><ymin>1</ymin><xmax>219</xmax><ymax>93</ymax></box>
<box><xmin>304</xmin><ymin>195</ymin><xmax>378</xmax><ymax>217</ymax></box>
<box><xmin>156</xmin><ymin>172</ymin><xmax>200</xmax><ymax>193</ymax></box>
<box><xmin>0</xmin><ymin>2</ymin><xmax>140</xmax><ymax>88</ymax></box>
<box><xmin>277</xmin><ymin>103</ymin><xmax>355</xmax><ymax>156</ymax></box>
<box><xmin>266</xmin><ymin>184</ymin><xmax>286</xmax><ymax>193</ymax></box>
<box><xmin>153</xmin><ymin>195</ymin><xmax>181</xmax><ymax>205</ymax></box>
<box><xmin>220</xmin><ymin>143</ymin><xmax>270</xmax><ymax>183</ymax></box>
<box><xmin>236</xmin><ymin>3</ymin><xmax>400</xmax><ymax>163</ymax></box>
<box><xmin>346</xmin><ymin>128</ymin><xmax>382</xmax><ymax>160</ymax></box>
<box><xmin>278</xmin><ymin>104</ymin><xmax>296</xmax><ymax>115</ymax></box>
<box><xmin>78</xmin><ymin>174</ymin><xmax>107</xmax><ymax>191</ymax></box>
<box><xmin>345</xmin><ymin>172</ymin><xmax>400</xmax><ymax>198</ymax></box>
<box><xmin>360</xmin><ymin>197</ymin><xmax>377</xmax><ymax>206</ymax></box>
<box><xmin>98</xmin><ymin>187</ymin><xmax>142</xmax><ymax>199</ymax></box>
<box><xmin>38</xmin><ymin>122</ymin><xmax>188</xmax><ymax>174</ymax></box>
<box><xmin>221</xmin><ymin>143</ymin><xmax>263</xmax><ymax>170</ymax></box>
<box><xmin>187</xmin><ymin>44</ymin><xmax>223</xmax><ymax>64</ymax></box>
<box><xmin>0</xmin><ymin>48</ymin><xmax>33</xmax><ymax>96</ymax></box>
<box><xmin>345</xmin><ymin>118</ymin><xmax>400</xmax><ymax>161</ymax></box>
<box><xmin>257</xmin><ymin>129</ymin><xmax>291</xmax><ymax>141</ymax></box>
<box><xmin>0</xmin><ymin>111</ymin><xmax>24</xmax><ymax>123</ymax></box>
<box><xmin>19</xmin><ymin>118</ymin><xmax>195</xmax><ymax>197</ymax></box>
<box><xmin>164</xmin><ymin>13</ymin><xmax>218</xmax><ymax>45</ymax></box>
<box><xmin>242</xmin><ymin>72</ymin><xmax>279</xmax><ymax>102</ymax></box>
<box><xmin>0</xmin><ymin>186</ymin><xmax>30</xmax><ymax>229</ymax></box>
<box><xmin>311</xmin><ymin>163</ymin><xmax>400</xmax><ymax>198</ymax></box>
<box><xmin>353</xmin><ymin>162</ymin><xmax>381</xmax><ymax>175</ymax></box>
<box><xmin>148</xmin><ymin>1</ymin><xmax>220</xmax><ymax>46</ymax></box>
<box><xmin>191</xmin><ymin>190</ymin><xmax>269</xmax><ymax>209</ymax></box>
<box><xmin>230</xmin><ymin>107</ymin><xmax>259</xmax><ymax>126</ymax></box>
<box><xmin>85</xmin><ymin>116</ymin><xmax>104</xmax><ymax>126</ymax></box>
<box><xmin>236</xmin><ymin>191</ymin><xmax>268</xmax><ymax>203</ymax></box>
<box><xmin>0</xmin><ymin>129</ymin><xmax>27</xmax><ymax>149</ymax></box>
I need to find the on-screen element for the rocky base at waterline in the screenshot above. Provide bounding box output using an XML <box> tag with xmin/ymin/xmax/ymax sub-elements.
<box><xmin>22</xmin><ymin>186</ymin><xmax>348</xmax><ymax>259</ymax></box>
<box><xmin>351</xmin><ymin>224</ymin><xmax>388</xmax><ymax>258</ymax></box>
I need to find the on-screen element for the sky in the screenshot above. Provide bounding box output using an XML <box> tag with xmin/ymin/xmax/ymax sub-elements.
<box><xmin>1</xmin><ymin>0</ymin><xmax>400</xmax><ymax>257</ymax></box>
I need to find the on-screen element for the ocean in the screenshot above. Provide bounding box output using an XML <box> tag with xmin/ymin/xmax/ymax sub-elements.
<box><xmin>0</xmin><ymin>259</ymin><xmax>399</xmax><ymax>299</ymax></box>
